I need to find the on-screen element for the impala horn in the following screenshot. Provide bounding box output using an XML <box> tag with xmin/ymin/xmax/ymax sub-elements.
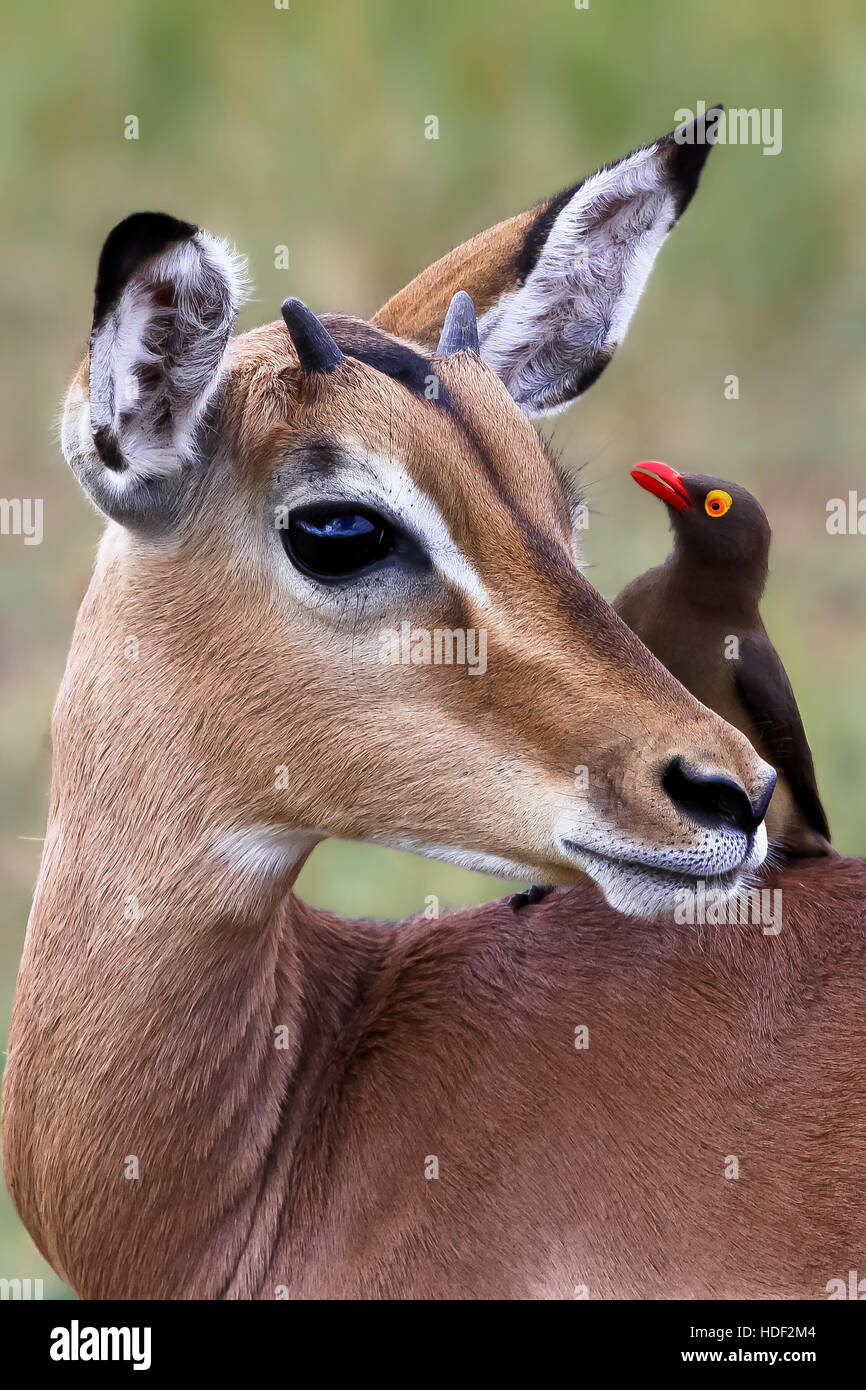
<box><xmin>436</xmin><ymin>290</ymin><xmax>479</xmax><ymax>356</ymax></box>
<box><xmin>281</xmin><ymin>298</ymin><xmax>343</xmax><ymax>374</ymax></box>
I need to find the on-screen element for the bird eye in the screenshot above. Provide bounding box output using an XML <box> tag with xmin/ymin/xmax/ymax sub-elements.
<box><xmin>705</xmin><ymin>489</ymin><xmax>732</xmax><ymax>518</ymax></box>
<box><xmin>280</xmin><ymin>505</ymin><xmax>402</xmax><ymax>582</ymax></box>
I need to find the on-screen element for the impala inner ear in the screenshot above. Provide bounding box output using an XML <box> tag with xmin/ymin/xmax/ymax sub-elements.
<box><xmin>62</xmin><ymin>211</ymin><xmax>247</xmax><ymax>530</ymax></box>
<box><xmin>476</xmin><ymin>110</ymin><xmax>721</xmax><ymax>416</ymax></box>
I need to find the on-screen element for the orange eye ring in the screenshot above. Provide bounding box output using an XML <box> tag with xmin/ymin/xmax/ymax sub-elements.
<box><xmin>705</xmin><ymin>488</ymin><xmax>732</xmax><ymax>518</ymax></box>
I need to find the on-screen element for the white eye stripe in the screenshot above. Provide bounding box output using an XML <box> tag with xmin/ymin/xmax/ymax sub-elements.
<box><xmin>288</xmin><ymin>440</ymin><xmax>492</xmax><ymax>609</ymax></box>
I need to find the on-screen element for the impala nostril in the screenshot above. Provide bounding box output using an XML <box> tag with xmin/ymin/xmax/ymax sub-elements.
<box><xmin>662</xmin><ymin>757</ymin><xmax>759</xmax><ymax>835</ymax></box>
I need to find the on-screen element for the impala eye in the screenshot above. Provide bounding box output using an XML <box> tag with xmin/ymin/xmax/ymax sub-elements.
<box><xmin>280</xmin><ymin>505</ymin><xmax>404</xmax><ymax>581</ymax></box>
<box><xmin>705</xmin><ymin>489</ymin><xmax>732</xmax><ymax>518</ymax></box>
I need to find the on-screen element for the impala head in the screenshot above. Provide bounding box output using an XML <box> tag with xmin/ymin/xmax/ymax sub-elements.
<box><xmin>59</xmin><ymin>111</ymin><xmax>774</xmax><ymax>918</ymax></box>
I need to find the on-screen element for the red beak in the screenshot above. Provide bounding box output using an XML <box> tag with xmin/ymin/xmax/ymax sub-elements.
<box><xmin>631</xmin><ymin>461</ymin><xmax>693</xmax><ymax>512</ymax></box>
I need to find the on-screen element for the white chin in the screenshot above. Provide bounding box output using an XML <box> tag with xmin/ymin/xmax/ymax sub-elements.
<box><xmin>589</xmin><ymin>860</ymin><xmax>743</xmax><ymax>919</ymax></box>
<box><xmin>575</xmin><ymin>825</ymin><xmax>769</xmax><ymax>920</ymax></box>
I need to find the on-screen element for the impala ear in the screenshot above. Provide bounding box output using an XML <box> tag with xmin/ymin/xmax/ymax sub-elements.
<box><xmin>374</xmin><ymin>109</ymin><xmax>720</xmax><ymax>416</ymax></box>
<box><xmin>63</xmin><ymin>212</ymin><xmax>247</xmax><ymax>528</ymax></box>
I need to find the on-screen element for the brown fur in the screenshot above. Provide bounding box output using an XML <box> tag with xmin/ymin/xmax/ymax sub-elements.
<box><xmin>373</xmin><ymin>207</ymin><xmax>538</xmax><ymax>347</ymax></box>
<box><xmin>6</xmin><ymin>851</ymin><xmax>866</xmax><ymax>1298</ymax></box>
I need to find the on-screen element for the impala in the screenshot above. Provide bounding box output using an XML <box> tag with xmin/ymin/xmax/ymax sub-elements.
<box><xmin>5</xmin><ymin>113</ymin><xmax>864</xmax><ymax>1300</ymax></box>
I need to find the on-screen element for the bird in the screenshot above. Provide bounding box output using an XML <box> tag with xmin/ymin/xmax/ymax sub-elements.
<box><xmin>612</xmin><ymin>461</ymin><xmax>833</xmax><ymax>859</ymax></box>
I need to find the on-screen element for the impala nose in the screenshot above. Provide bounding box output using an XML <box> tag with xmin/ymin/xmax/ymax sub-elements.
<box><xmin>662</xmin><ymin>758</ymin><xmax>776</xmax><ymax>835</ymax></box>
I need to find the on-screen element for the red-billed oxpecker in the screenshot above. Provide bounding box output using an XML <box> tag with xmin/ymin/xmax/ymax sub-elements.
<box><xmin>614</xmin><ymin>463</ymin><xmax>832</xmax><ymax>859</ymax></box>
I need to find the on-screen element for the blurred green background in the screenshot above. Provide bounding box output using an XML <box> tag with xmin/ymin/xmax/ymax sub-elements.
<box><xmin>2</xmin><ymin>0</ymin><xmax>865</xmax><ymax>1297</ymax></box>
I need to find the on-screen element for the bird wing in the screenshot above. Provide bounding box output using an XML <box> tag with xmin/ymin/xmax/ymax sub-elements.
<box><xmin>733</xmin><ymin>630</ymin><xmax>831</xmax><ymax>841</ymax></box>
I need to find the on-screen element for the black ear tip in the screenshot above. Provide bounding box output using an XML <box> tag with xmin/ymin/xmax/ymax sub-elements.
<box><xmin>281</xmin><ymin>297</ymin><xmax>343</xmax><ymax>374</ymax></box>
<box><xmin>668</xmin><ymin>103</ymin><xmax>724</xmax><ymax>137</ymax></box>
<box><xmin>94</xmin><ymin>212</ymin><xmax>199</xmax><ymax>328</ymax></box>
<box><xmin>106</xmin><ymin>211</ymin><xmax>198</xmax><ymax>242</ymax></box>
<box><xmin>664</xmin><ymin>106</ymin><xmax>725</xmax><ymax>217</ymax></box>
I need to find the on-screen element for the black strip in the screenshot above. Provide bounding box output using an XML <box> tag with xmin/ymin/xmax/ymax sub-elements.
<box><xmin>321</xmin><ymin>315</ymin><xmax>440</xmax><ymax>399</ymax></box>
<box><xmin>515</xmin><ymin>180</ymin><xmax>584</xmax><ymax>286</ymax></box>
<box><xmin>92</xmin><ymin>424</ymin><xmax>126</xmax><ymax>473</ymax></box>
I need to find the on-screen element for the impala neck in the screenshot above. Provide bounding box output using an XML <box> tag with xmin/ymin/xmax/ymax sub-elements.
<box><xmin>12</xmin><ymin>779</ymin><xmax>385</xmax><ymax>1296</ymax></box>
<box><xmin>4</xmin><ymin>557</ymin><xmax>378</xmax><ymax>1298</ymax></box>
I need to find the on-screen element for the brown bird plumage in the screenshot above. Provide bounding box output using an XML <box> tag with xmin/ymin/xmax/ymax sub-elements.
<box><xmin>613</xmin><ymin>463</ymin><xmax>832</xmax><ymax>858</ymax></box>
